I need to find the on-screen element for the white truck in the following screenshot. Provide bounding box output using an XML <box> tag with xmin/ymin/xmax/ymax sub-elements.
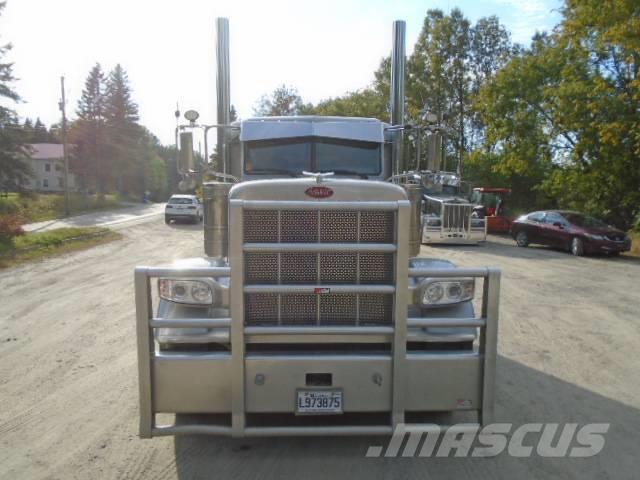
<box><xmin>134</xmin><ymin>18</ymin><xmax>500</xmax><ymax>438</ymax></box>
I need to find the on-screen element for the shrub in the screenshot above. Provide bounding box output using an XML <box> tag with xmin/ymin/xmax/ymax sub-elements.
<box><xmin>0</xmin><ymin>214</ymin><xmax>25</xmax><ymax>245</ymax></box>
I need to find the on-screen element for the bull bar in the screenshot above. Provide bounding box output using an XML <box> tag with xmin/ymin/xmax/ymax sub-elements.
<box><xmin>135</xmin><ymin>263</ymin><xmax>500</xmax><ymax>438</ymax></box>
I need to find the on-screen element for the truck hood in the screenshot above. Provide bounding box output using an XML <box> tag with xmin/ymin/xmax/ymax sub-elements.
<box><xmin>229</xmin><ymin>177</ymin><xmax>407</xmax><ymax>203</ymax></box>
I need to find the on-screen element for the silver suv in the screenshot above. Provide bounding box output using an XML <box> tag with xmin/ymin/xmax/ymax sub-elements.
<box><xmin>164</xmin><ymin>194</ymin><xmax>203</xmax><ymax>224</ymax></box>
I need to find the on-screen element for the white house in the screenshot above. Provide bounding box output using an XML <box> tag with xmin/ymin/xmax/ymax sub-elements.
<box><xmin>20</xmin><ymin>144</ymin><xmax>76</xmax><ymax>192</ymax></box>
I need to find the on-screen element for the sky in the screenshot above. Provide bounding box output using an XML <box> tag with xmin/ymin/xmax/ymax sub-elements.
<box><xmin>1</xmin><ymin>0</ymin><xmax>562</xmax><ymax>146</ymax></box>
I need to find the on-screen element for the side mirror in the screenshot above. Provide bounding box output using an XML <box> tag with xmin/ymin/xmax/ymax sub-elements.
<box><xmin>178</xmin><ymin>131</ymin><xmax>196</xmax><ymax>174</ymax></box>
<box><xmin>553</xmin><ymin>222</ymin><xmax>564</xmax><ymax>228</ymax></box>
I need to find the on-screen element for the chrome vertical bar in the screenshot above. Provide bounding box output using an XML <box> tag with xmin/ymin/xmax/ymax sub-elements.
<box><xmin>229</xmin><ymin>199</ymin><xmax>245</xmax><ymax>436</ymax></box>
<box><xmin>390</xmin><ymin>20</ymin><xmax>406</xmax><ymax>175</ymax></box>
<box><xmin>277</xmin><ymin>210</ymin><xmax>281</xmax><ymax>324</ymax></box>
<box><xmin>134</xmin><ymin>267</ymin><xmax>154</xmax><ymax>438</ymax></box>
<box><xmin>480</xmin><ymin>268</ymin><xmax>500</xmax><ymax>425</ymax></box>
<box><xmin>215</xmin><ymin>17</ymin><xmax>231</xmax><ymax>175</ymax></box>
<box><xmin>391</xmin><ymin>201</ymin><xmax>410</xmax><ymax>427</ymax></box>
<box><xmin>356</xmin><ymin>211</ymin><xmax>361</xmax><ymax>325</ymax></box>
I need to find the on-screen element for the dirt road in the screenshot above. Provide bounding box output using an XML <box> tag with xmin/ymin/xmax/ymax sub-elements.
<box><xmin>22</xmin><ymin>203</ymin><xmax>165</xmax><ymax>233</ymax></box>
<box><xmin>1</xmin><ymin>221</ymin><xmax>638</xmax><ymax>479</ymax></box>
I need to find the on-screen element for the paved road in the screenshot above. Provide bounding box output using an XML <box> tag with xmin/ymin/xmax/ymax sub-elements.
<box><xmin>0</xmin><ymin>223</ymin><xmax>638</xmax><ymax>479</ymax></box>
<box><xmin>22</xmin><ymin>202</ymin><xmax>166</xmax><ymax>232</ymax></box>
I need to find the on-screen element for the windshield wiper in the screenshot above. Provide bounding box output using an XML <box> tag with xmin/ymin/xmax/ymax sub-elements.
<box><xmin>326</xmin><ymin>169</ymin><xmax>369</xmax><ymax>179</ymax></box>
<box><xmin>248</xmin><ymin>168</ymin><xmax>298</xmax><ymax>177</ymax></box>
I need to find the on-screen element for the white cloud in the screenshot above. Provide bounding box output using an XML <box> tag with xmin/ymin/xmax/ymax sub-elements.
<box><xmin>496</xmin><ymin>0</ymin><xmax>560</xmax><ymax>44</ymax></box>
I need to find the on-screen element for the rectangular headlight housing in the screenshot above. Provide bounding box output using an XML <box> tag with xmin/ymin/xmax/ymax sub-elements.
<box><xmin>158</xmin><ymin>279</ymin><xmax>214</xmax><ymax>305</ymax></box>
<box><xmin>418</xmin><ymin>278</ymin><xmax>475</xmax><ymax>306</ymax></box>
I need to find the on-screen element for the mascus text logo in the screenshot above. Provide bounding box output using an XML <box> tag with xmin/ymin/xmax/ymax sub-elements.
<box><xmin>305</xmin><ymin>186</ymin><xmax>334</xmax><ymax>199</ymax></box>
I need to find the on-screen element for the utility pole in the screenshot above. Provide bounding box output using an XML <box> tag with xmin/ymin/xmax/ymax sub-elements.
<box><xmin>59</xmin><ymin>76</ymin><xmax>70</xmax><ymax>217</ymax></box>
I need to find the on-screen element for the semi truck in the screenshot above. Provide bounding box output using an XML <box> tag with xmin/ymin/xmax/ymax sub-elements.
<box><xmin>134</xmin><ymin>18</ymin><xmax>500</xmax><ymax>438</ymax></box>
<box><xmin>421</xmin><ymin>171</ymin><xmax>487</xmax><ymax>244</ymax></box>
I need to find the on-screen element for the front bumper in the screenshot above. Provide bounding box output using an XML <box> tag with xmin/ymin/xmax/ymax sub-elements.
<box><xmin>135</xmin><ymin>265</ymin><xmax>500</xmax><ymax>438</ymax></box>
<box><xmin>422</xmin><ymin>221</ymin><xmax>487</xmax><ymax>245</ymax></box>
<box><xmin>587</xmin><ymin>238</ymin><xmax>631</xmax><ymax>254</ymax></box>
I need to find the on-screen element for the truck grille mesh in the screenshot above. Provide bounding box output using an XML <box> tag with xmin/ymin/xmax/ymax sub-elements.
<box><xmin>243</xmin><ymin>210</ymin><xmax>394</xmax><ymax>243</ymax></box>
<box><xmin>244</xmin><ymin>252</ymin><xmax>394</xmax><ymax>285</ymax></box>
<box><xmin>243</xmin><ymin>208</ymin><xmax>396</xmax><ymax>327</ymax></box>
<box><xmin>244</xmin><ymin>293</ymin><xmax>393</xmax><ymax>326</ymax></box>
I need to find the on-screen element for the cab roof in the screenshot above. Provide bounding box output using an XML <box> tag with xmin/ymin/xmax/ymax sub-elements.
<box><xmin>239</xmin><ymin>116</ymin><xmax>386</xmax><ymax>143</ymax></box>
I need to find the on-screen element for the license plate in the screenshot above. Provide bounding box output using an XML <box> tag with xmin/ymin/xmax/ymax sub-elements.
<box><xmin>296</xmin><ymin>390</ymin><xmax>343</xmax><ymax>414</ymax></box>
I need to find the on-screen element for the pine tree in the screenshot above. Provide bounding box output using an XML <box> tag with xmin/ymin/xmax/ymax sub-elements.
<box><xmin>70</xmin><ymin>63</ymin><xmax>107</xmax><ymax>192</ymax></box>
<box><xmin>22</xmin><ymin>117</ymin><xmax>34</xmax><ymax>142</ymax></box>
<box><xmin>33</xmin><ymin>117</ymin><xmax>48</xmax><ymax>143</ymax></box>
<box><xmin>104</xmin><ymin>64</ymin><xmax>142</xmax><ymax>194</ymax></box>
<box><xmin>0</xmin><ymin>1</ymin><xmax>31</xmax><ymax>191</ymax></box>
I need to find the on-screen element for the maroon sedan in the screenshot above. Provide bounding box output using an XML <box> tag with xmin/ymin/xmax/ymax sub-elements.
<box><xmin>510</xmin><ymin>210</ymin><xmax>631</xmax><ymax>256</ymax></box>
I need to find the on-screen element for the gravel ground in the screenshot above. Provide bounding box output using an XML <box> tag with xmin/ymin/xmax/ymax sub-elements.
<box><xmin>0</xmin><ymin>220</ymin><xmax>638</xmax><ymax>479</ymax></box>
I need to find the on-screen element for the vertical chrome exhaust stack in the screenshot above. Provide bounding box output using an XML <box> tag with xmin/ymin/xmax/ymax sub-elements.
<box><xmin>390</xmin><ymin>20</ymin><xmax>422</xmax><ymax>256</ymax></box>
<box><xmin>215</xmin><ymin>17</ymin><xmax>231</xmax><ymax>175</ymax></box>
<box><xmin>203</xmin><ymin>17</ymin><xmax>233</xmax><ymax>263</ymax></box>
<box><xmin>390</xmin><ymin>20</ymin><xmax>406</xmax><ymax>176</ymax></box>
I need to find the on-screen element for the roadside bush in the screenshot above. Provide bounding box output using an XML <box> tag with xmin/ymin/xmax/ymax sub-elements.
<box><xmin>633</xmin><ymin>213</ymin><xmax>640</xmax><ymax>233</ymax></box>
<box><xmin>0</xmin><ymin>214</ymin><xmax>25</xmax><ymax>247</ymax></box>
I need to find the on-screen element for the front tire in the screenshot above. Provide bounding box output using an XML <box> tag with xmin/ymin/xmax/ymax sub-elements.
<box><xmin>571</xmin><ymin>237</ymin><xmax>584</xmax><ymax>256</ymax></box>
<box><xmin>516</xmin><ymin>231</ymin><xmax>529</xmax><ymax>247</ymax></box>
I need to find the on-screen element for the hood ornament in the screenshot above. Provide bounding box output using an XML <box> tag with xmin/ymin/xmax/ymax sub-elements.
<box><xmin>302</xmin><ymin>171</ymin><xmax>334</xmax><ymax>184</ymax></box>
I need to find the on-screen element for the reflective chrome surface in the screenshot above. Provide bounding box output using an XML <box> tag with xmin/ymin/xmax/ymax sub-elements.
<box><xmin>203</xmin><ymin>181</ymin><xmax>232</xmax><ymax>261</ymax></box>
<box><xmin>390</xmin><ymin>20</ymin><xmax>406</xmax><ymax>175</ymax></box>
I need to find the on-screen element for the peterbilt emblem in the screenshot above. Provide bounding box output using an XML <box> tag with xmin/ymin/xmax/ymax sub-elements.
<box><xmin>305</xmin><ymin>186</ymin><xmax>334</xmax><ymax>199</ymax></box>
<box><xmin>314</xmin><ymin>287</ymin><xmax>331</xmax><ymax>294</ymax></box>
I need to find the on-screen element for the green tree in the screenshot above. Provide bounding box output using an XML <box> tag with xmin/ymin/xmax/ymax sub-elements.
<box><xmin>70</xmin><ymin>63</ymin><xmax>106</xmax><ymax>192</ymax></box>
<box><xmin>468</xmin><ymin>16</ymin><xmax>515</xmax><ymax>149</ymax></box>
<box><xmin>0</xmin><ymin>1</ymin><xmax>31</xmax><ymax>191</ymax></box>
<box><xmin>104</xmin><ymin>64</ymin><xmax>142</xmax><ymax>194</ymax></box>
<box><xmin>253</xmin><ymin>85</ymin><xmax>311</xmax><ymax>116</ymax></box>
<box><xmin>311</xmin><ymin>88</ymin><xmax>387</xmax><ymax>119</ymax></box>
<box><xmin>475</xmin><ymin>0</ymin><xmax>640</xmax><ymax>228</ymax></box>
<box><xmin>33</xmin><ymin>118</ymin><xmax>49</xmax><ymax>142</ymax></box>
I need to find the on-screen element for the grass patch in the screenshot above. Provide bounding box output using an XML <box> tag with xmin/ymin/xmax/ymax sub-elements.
<box><xmin>0</xmin><ymin>192</ymin><xmax>127</xmax><ymax>223</ymax></box>
<box><xmin>0</xmin><ymin>227</ymin><xmax>122</xmax><ymax>269</ymax></box>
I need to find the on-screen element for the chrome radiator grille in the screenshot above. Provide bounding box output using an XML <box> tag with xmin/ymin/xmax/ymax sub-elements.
<box><xmin>244</xmin><ymin>210</ymin><xmax>395</xmax><ymax>243</ymax></box>
<box><xmin>243</xmin><ymin>208</ymin><xmax>396</xmax><ymax>327</ymax></box>
<box><xmin>442</xmin><ymin>203</ymin><xmax>473</xmax><ymax>231</ymax></box>
<box><xmin>245</xmin><ymin>292</ymin><xmax>394</xmax><ymax>326</ymax></box>
<box><xmin>244</xmin><ymin>252</ymin><xmax>394</xmax><ymax>285</ymax></box>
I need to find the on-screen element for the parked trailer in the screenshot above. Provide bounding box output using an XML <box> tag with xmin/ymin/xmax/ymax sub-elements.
<box><xmin>134</xmin><ymin>18</ymin><xmax>500</xmax><ymax>438</ymax></box>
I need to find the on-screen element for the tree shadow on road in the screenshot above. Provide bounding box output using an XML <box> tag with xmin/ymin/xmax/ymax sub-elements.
<box><xmin>172</xmin><ymin>355</ymin><xmax>639</xmax><ymax>480</ymax></box>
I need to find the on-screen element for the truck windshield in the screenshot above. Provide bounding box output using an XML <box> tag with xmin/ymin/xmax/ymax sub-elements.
<box><xmin>244</xmin><ymin>137</ymin><xmax>381</xmax><ymax>176</ymax></box>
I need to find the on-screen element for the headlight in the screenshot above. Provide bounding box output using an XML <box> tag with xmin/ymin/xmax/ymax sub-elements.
<box><xmin>159</xmin><ymin>279</ymin><xmax>214</xmax><ymax>305</ymax></box>
<box><xmin>418</xmin><ymin>278</ymin><xmax>474</xmax><ymax>306</ymax></box>
<box><xmin>586</xmin><ymin>234</ymin><xmax>604</xmax><ymax>241</ymax></box>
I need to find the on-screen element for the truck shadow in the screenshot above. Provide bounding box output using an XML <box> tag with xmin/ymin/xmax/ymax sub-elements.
<box><xmin>172</xmin><ymin>355</ymin><xmax>639</xmax><ymax>479</ymax></box>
